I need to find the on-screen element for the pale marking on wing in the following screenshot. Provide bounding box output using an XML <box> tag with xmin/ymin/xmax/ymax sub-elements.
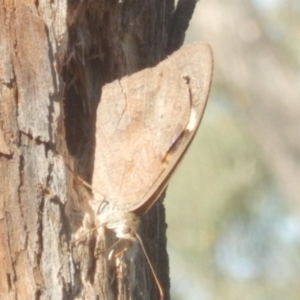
<box><xmin>186</xmin><ymin>108</ymin><xmax>198</xmax><ymax>132</ymax></box>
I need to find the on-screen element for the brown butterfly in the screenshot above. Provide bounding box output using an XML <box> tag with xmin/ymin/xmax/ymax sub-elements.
<box><xmin>92</xmin><ymin>42</ymin><xmax>213</xmax><ymax>241</ymax></box>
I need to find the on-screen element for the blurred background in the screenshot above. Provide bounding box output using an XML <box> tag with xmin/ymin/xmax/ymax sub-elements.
<box><xmin>166</xmin><ymin>0</ymin><xmax>300</xmax><ymax>299</ymax></box>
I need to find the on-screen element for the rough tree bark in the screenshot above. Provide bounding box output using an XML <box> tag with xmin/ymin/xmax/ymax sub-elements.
<box><xmin>0</xmin><ymin>0</ymin><xmax>197</xmax><ymax>299</ymax></box>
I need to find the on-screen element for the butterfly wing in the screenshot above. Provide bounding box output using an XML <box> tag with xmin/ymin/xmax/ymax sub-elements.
<box><xmin>92</xmin><ymin>42</ymin><xmax>213</xmax><ymax>215</ymax></box>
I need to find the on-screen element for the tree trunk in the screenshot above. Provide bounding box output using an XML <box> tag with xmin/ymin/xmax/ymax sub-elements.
<box><xmin>0</xmin><ymin>0</ymin><xmax>197</xmax><ymax>299</ymax></box>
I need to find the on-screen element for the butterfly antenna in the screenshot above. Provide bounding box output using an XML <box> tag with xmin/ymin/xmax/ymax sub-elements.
<box><xmin>65</xmin><ymin>164</ymin><xmax>105</xmax><ymax>197</ymax></box>
<box><xmin>134</xmin><ymin>233</ymin><xmax>164</xmax><ymax>300</ymax></box>
<box><xmin>71</xmin><ymin>226</ymin><xmax>98</xmax><ymax>245</ymax></box>
<box><xmin>72</xmin><ymin>225</ymin><xmax>123</xmax><ymax>256</ymax></box>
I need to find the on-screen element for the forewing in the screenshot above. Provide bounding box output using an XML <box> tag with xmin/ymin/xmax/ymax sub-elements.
<box><xmin>92</xmin><ymin>43</ymin><xmax>213</xmax><ymax>213</ymax></box>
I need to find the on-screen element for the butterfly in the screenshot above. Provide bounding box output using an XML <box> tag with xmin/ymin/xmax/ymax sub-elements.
<box><xmin>70</xmin><ymin>42</ymin><xmax>213</xmax><ymax>300</ymax></box>
<box><xmin>92</xmin><ymin>42</ymin><xmax>213</xmax><ymax>241</ymax></box>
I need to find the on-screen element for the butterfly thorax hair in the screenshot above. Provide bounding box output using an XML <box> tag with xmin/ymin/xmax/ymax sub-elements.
<box><xmin>95</xmin><ymin>199</ymin><xmax>140</xmax><ymax>241</ymax></box>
